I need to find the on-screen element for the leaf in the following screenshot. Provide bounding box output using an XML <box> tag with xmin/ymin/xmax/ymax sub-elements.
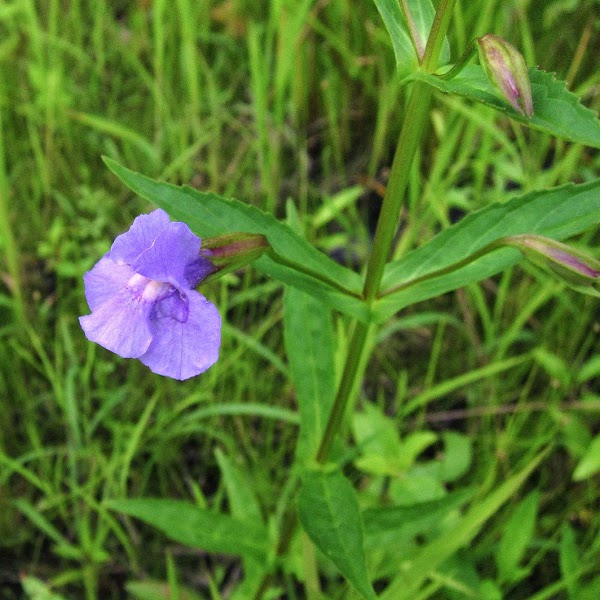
<box><xmin>352</xmin><ymin>404</ymin><xmax>440</xmax><ymax>476</ymax></box>
<box><xmin>372</xmin><ymin>0</ymin><xmax>417</xmax><ymax>77</ymax></box>
<box><xmin>437</xmin><ymin>432</ymin><xmax>472</xmax><ymax>483</ymax></box>
<box><xmin>363</xmin><ymin>487</ymin><xmax>474</xmax><ymax>538</ymax></box>
<box><xmin>403</xmin><ymin>0</ymin><xmax>450</xmax><ymax>64</ymax></box>
<box><xmin>533</xmin><ymin>347</ymin><xmax>571</xmax><ymax>387</ymax></box>
<box><xmin>21</xmin><ymin>577</ymin><xmax>69</xmax><ymax>600</ymax></box>
<box><xmin>353</xmin><ymin>403</ymin><xmax>402</xmax><ymax>475</ymax></box>
<box><xmin>297</xmin><ymin>470</ymin><xmax>377</xmax><ymax>600</ymax></box>
<box><xmin>573</xmin><ymin>434</ymin><xmax>600</xmax><ymax>481</ymax></box>
<box><xmin>413</xmin><ymin>66</ymin><xmax>600</xmax><ymax>147</ymax></box>
<box><xmin>375</xmin><ymin>179</ymin><xmax>600</xmax><ymax>322</ymax></box>
<box><xmin>103</xmin><ymin>158</ymin><xmax>369</xmax><ymax>322</ymax></box>
<box><xmin>496</xmin><ymin>491</ymin><xmax>539</xmax><ymax>583</ymax></box>
<box><xmin>284</xmin><ymin>289</ymin><xmax>336</xmax><ymax>460</ymax></box>
<box><xmin>106</xmin><ymin>498</ymin><xmax>269</xmax><ymax>561</ymax></box>
<box><xmin>372</xmin><ymin>0</ymin><xmax>450</xmax><ymax>77</ymax></box>
<box><xmin>379</xmin><ymin>450</ymin><xmax>548</xmax><ymax>599</ymax></box>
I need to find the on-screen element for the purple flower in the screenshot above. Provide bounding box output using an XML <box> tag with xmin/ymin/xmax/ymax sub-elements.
<box><xmin>79</xmin><ymin>209</ymin><xmax>221</xmax><ymax>380</ymax></box>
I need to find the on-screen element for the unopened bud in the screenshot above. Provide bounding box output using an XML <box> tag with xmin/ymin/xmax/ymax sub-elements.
<box><xmin>202</xmin><ymin>232</ymin><xmax>269</xmax><ymax>268</ymax></box>
<box><xmin>477</xmin><ymin>34</ymin><xmax>534</xmax><ymax>118</ymax></box>
<box><xmin>504</xmin><ymin>235</ymin><xmax>600</xmax><ymax>293</ymax></box>
<box><xmin>200</xmin><ymin>232</ymin><xmax>270</xmax><ymax>284</ymax></box>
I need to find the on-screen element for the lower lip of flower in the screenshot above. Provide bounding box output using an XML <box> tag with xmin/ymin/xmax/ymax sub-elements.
<box><xmin>126</xmin><ymin>274</ymin><xmax>174</xmax><ymax>303</ymax></box>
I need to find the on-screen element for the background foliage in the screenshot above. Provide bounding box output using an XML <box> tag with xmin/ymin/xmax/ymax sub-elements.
<box><xmin>1</xmin><ymin>0</ymin><xmax>599</xmax><ymax>599</ymax></box>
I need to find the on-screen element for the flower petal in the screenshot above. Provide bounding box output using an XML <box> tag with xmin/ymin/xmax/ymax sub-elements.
<box><xmin>109</xmin><ymin>209</ymin><xmax>171</xmax><ymax>266</ymax></box>
<box><xmin>79</xmin><ymin>280</ymin><xmax>155</xmax><ymax>358</ymax></box>
<box><xmin>83</xmin><ymin>255</ymin><xmax>136</xmax><ymax>311</ymax></box>
<box><xmin>132</xmin><ymin>222</ymin><xmax>212</xmax><ymax>289</ymax></box>
<box><xmin>139</xmin><ymin>290</ymin><xmax>221</xmax><ymax>380</ymax></box>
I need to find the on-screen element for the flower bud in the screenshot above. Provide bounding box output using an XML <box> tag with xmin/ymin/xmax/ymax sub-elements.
<box><xmin>477</xmin><ymin>34</ymin><xmax>534</xmax><ymax>117</ymax></box>
<box><xmin>201</xmin><ymin>232</ymin><xmax>269</xmax><ymax>278</ymax></box>
<box><xmin>504</xmin><ymin>235</ymin><xmax>600</xmax><ymax>294</ymax></box>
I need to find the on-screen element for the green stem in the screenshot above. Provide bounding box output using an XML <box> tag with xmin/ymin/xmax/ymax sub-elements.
<box><xmin>258</xmin><ymin>2</ymin><xmax>459</xmax><ymax>597</ymax></box>
<box><xmin>317</xmin><ymin>0</ymin><xmax>459</xmax><ymax>463</ymax></box>
<box><xmin>361</xmin><ymin>80</ymin><xmax>433</xmax><ymax>302</ymax></box>
<box><xmin>421</xmin><ymin>0</ymin><xmax>457</xmax><ymax>73</ymax></box>
<box><xmin>315</xmin><ymin>322</ymin><xmax>370</xmax><ymax>463</ymax></box>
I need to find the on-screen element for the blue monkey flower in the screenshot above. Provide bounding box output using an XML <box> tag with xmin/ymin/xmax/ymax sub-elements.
<box><xmin>79</xmin><ymin>209</ymin><xmax>221</xmax><ymax>380</ymax></box>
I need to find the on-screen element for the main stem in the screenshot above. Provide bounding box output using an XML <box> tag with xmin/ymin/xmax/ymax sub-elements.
<box><xmin>361</xmin><ymin>81</ymin><xmax>433</xmax><ymax>303</ymax></box>
<box><xmin>315</xmin><ymin>322</ymin><xmax>369</xmax><ymax>463</ymax></box>
<box><xmin>315</xmin><ymin>0</ymin><xmax>458</xmax><ymax>464</ymax></box>
<box><xmin>314</xmin><ymin>80</ymin><xmax>433</xmax><ymax>464</ymax></box>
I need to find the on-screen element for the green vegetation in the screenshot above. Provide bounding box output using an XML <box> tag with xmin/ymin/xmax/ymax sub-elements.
<box><xmin>1</xmin><ymin>1</ymin><xmax>599</xmax><ymax>599</ymax></box>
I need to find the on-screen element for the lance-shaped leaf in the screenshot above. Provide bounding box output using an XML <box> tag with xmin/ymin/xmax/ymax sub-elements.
<box><xmin>412</xmin><ymin>66</ymin><xmax>600</xmax><ymax>147</ymax></box>
<box><xmin>284</xmin><ymin>289</ymin><xmax>336</xmax><ymax>460</ymax></box>
<box><xmin>106</xmin><ymin>498</ymin><xmax>270</xmax><ymax>561</ymax></box>
<box><xmin>374</xmin><ymin>179</ymin><xmax>600</xmax><ymax>322</ymax></box>
<box><xmin>104</xmin><ymin>158</ymin><xmax>370</xmax><ymax>322</ymax></box>
<box><xmin>297</xmin><ymin>469</ymin><xmax>377</xmax><ymax>600</ymax></box>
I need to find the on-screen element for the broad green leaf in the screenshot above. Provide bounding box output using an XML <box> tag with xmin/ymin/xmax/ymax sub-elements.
<box><xmin>353</xmin><ymin>403</ymin><xmax>402</xmax><ymax>475</ymax></box>
<box><xmin>373</xmin><ymin>0</ymin><xmax>450</xmax><ymax>77</ymax></box>
<box><xmin>353</xmin><ymin>404</ymin><xmax>437</xmax><ymax>475</ymax></box>
<box><xmin>573</xmin><ymin>433</ymin><xmax>600</xmax><ymax>480</ymax></box>
<box><xmin>413</xmin><ymin>66</ymin><xmax>600</xmax><ymax>147</ymax></box>
<box><xmin>389</xmin><ymin>470</ymin><xmax>446</xmax><ymax>505</ymax></box>
<box><xmin>103</xmin><ymin>158</ymin><xmax>369</xmax><ymax>322</ymax></box>
<box><xmin>297</xmin><ymin>470</ymin><xmax>377</xmax><ymax>600</ymax></box>
<box><xmin>106</xmin><ymin>498</ymin><xmax>269</xmax><ymax>561</ymax></box>
<box><xmin>284</xmin><ymin>289</ymin><xmax>336</xmax><ymax>460</ymax></box>
<box><xmin>437</xmin><ymin>432</ymin><xmax>472</xmax><ymax>483</ymax></box>
<box><xmin>375</xmin><ymin>180</ymin><xmax>600</xmax><ymax>322</ymax></box>
<box><xmin>379</xmin><ymin>450</ymin><xmax>548</xmax><ymax>599</ymax></box>
<box><xmin>496</xmin><ymin>491</ymin><xmax>539</xmax><ymax>583</ymax></box>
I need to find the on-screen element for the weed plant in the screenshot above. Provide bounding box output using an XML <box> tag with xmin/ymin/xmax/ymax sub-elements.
<box><xmin>1</xmin><ymin>1</ymin><xmax>599</xmax><ymax>600</ymax></box>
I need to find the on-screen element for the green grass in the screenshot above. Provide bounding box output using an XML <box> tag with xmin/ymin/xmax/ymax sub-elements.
<box><xmin>1</xmin><ymin>0</ymin><xmax>599</xmax><ymax>599</ymax></box>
